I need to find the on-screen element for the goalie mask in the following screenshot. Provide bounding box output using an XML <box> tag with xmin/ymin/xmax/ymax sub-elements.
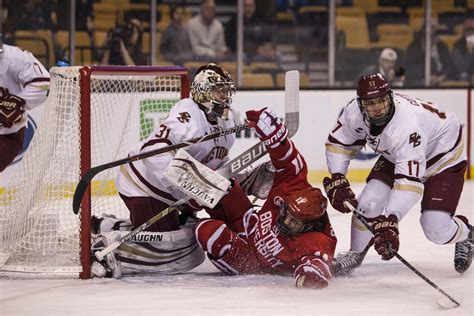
<box><xmin>277</xmin><ymin>187</ymin><xmax>328</xmax><ymax>236</ymax></box>
<box><xmin>357</xmin><ymin>73</ymin><xmax>395</xmax><ymax>131</ymax></box>
<box><xmin>191</xmin><ymin>63</ymin><xmax>236</xmax><ymax>121</ymax></box>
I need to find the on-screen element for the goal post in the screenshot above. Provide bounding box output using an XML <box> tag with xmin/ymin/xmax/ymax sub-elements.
<box><xmin>0</xmin><ymin>66</ymin><xmax>190</xmax><ymax>279</ymax></box>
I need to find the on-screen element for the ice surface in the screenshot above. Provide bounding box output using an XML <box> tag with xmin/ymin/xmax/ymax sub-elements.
<box><xmin>1</xmin><ymin>182</ymin><xmax>473</xmax><ymax>315</ymax></box>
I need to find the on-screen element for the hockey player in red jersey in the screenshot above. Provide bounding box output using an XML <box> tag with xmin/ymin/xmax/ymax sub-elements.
<box><xmin>324</xmin><ymin>73</ymin><xmax>473</xmax><ymax>275</ymax></box>
<box><xmin>194</xmin><ymin>107</ymin><xmax>337</xmax><ymax>288</ymax></box>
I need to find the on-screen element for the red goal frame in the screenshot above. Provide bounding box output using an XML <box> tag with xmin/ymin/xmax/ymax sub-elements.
<box><xmin>78</xmin><ymin>66</ymin><xmax>190</xmax><ymax>279</ymax></box>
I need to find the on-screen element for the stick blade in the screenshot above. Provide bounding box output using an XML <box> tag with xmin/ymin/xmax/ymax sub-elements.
<box><xmin>72</xmin><ymin>180</ymin><xmax>87</xmax><ymax>215</ymax></box>
<box><xmin>436</xmin><ymin>297</ymin><xmax>461</xmax><ymax>310</ymax></box>
<box><xmin>284</xmin><ymin>70</ymin><xmax>300</xmax><ymax>137</ymax></box>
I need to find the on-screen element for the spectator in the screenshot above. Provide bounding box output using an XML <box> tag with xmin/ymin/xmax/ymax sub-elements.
<box><xmin>452</xmin><ymin>18</ymin><xmax>474</xmax><ymax>82</ymax></box>
<box><xmin>100</xmin><ymin>19</ymin><xmax>147</xmax><ymax>66</ymax></box>
<box><xmin>405</xmin><ymin>22</ymin><xmax>457</xmax><ymax>86</ymax></box>
<box><xmin>56</xmin><ymin>0</ymin><xmax>94</xmax><ymax>32</ymax></box>
<box><xmin>160</xmin><ymin>5</ymin><xmax>194</xmax><ymax>65</ymax></box>
<box><xmin>10</xmin><ymin>0</ymin><xmax>54</xmax><ymax>30</ymax></box>
<box><xmin>54</xmin><ymin>0</ymin><xmax>99</xmax><ymax>64</ymax></box>
<box><xmin>186</xmin><ymin>0</ymin><xmax>230</xmax><ymax>62</ymax></box>
<box><xmin>225</xmin><ymin>0</ymin><xmax>279</xmax><ymax>63</ymax></box>
<box><xmin>358</xmin><ymin>48</ymin><xmax>405</xmax><ymax>87</ymax></box>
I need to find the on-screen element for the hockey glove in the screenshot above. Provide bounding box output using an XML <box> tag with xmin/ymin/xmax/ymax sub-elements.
<box><xmin>246</xmin><ymin>107</ymin><xmax>288</xmax><ymax>148</ymax></box>
<box><xmin>323</xmin><ymin>173</ymin><xmax>357</xmax><ymax>213</ymax></box>
<box><xmin>370</xmin><ymin>214</ymin><xmax>399</xmax><ymax>260</ymax></box>
<box><xmin>0</xmin><ymin>88</ymin><xmax>26</xmax><ymax>128</ymax></box>
<box><xmin>294</xmin><ymin>256</ymin><xmax>331</xmax><ymax>289</ymax></box>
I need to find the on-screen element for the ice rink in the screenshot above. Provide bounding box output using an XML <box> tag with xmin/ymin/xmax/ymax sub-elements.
<box><xmin>1</xmin><ymin>182</ymin><xmax>473</xmax><ymax>316</ymax></box>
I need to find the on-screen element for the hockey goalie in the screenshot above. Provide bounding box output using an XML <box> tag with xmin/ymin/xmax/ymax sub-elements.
<box><xmin>89</xmin><ymin>64</ymin><xmax>275</xmax><ymax>278</ymax></box>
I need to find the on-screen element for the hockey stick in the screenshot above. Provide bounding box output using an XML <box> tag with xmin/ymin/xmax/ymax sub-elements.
<box><xmin>217</xmin><ymin>70</ymin><xmax>300</xmax><ymax>177</ymax></box>
<box><xmin>94</xmin><ymin>206</ymin><xmax>177</xmax><ymax>261</ymax></box>
<box><xmin>72</xmin><ymin>124</ymin><xmax>248</xmax><ymax>214</ymax></box>
<box><xmin>343</xmin><ymin>201</ymin><xmax>461</xmax><ymax>309</ymax></box>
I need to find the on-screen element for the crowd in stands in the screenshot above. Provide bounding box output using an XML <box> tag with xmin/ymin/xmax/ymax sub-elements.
<box><xmin>2</xmin><ymin>0</ymin><xmax>473</xmax><ymax>87</ymax></box>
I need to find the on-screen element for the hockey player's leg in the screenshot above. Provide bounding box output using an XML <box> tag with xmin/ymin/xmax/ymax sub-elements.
<box><xmin>120</xmin><ymin>194</ymin><xmax>180</xmax><ymax>232</ymax></box>
<box><xmin>421</xmin><ymin>161</ymin><xmax>471</xmax><ymax>273</ymax></box>
<box><xmin>420</xmin><ymin>211</ymin><xmax>473</xmax><ymax>273</ymax></box>
<box><xmin>332</xmin><ymin>179</ymin><xmax>391</xmax><ymax>276</ymax></box>
<box><xmin>194</xmin><ymin>218</ymin><xmax>261</xmax><ymax>274</ymax></box>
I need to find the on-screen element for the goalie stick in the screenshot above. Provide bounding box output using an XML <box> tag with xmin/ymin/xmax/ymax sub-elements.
<box><xmin>72</xmin><ymin>124</ymin><xmax>248</xmax><ymax>214</ymax></box>
<box><xmin>217</xmin><ymin>70</ymin><xmax>300</xmax><ymax>177</ymax></box>
<box><xmin>343</xmin><ymin>201</ymin><xmax>461</xmax><ymax>309</ymax></box>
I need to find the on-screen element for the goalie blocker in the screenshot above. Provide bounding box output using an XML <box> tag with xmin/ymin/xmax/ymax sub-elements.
<box><xmin>164</xmin><ymin>149</ymin><xmax>232</xmax><ymax>208</ymax></box>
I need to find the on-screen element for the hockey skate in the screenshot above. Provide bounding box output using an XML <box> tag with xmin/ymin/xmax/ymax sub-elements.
<box><xmin>331</xmin><ymin>247</ymin><xmax>369</xmax><ymax>276</ymax></box>
<box><xmin>454</xmin><ymin>221</ymin><xmax>473</xmax><ymax>273</ymax></box>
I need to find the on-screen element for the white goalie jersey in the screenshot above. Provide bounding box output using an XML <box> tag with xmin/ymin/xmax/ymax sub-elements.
<box><xmin>326</xmin><ymin>93</ymin><xmax>466</xmax><ymax>216</ymax></box>
<box><xmin>116</xmin><ymin>98</ymin><xmax>237</xmax><ymax>204</ymax></box>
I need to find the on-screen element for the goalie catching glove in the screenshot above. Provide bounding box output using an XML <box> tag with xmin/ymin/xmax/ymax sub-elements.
<box><xmin>246</xmin><ymin>107</ymin><xmax>288</xmax><ymax>148</ymax></box>
<box><xmin>0</xmin><ymin>88</ymin><xmax>25</xmax><ymax>128</ymax></box>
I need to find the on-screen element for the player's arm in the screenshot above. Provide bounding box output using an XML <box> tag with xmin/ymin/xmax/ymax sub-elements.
<box><xmin>323</xmin><ymin>104</ymin><xmax>366</xmax><ymax>213</ymax></box>
<box><xmin>245</xmin><ymin>107</ymin><xmax>306</xmax><ymax>188</ymax></box>
<box><xmin>325</xmin><ymin>104</ymin><xmax>366</xmax><ymax>175</ymax></box>
<box><xmin>15</xmin><ymin>52</ymin><xmax>50</xmax><ymax>110</ymax></box>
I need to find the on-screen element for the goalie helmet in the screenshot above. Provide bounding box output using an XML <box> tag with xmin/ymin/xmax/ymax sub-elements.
<box><xmin>278</xmin><ymin>187</ymin><xmax>327</xmax><ymax>236</ymax></box>
<box><xmin>357</xmin><ymin>73</ymin><xmax>395</xmax><ymax>130</ymax></box>
<box><xmin>191</xmin><ymin>63</ymin><xmax>236</xmax><ymax>121</ymax></box>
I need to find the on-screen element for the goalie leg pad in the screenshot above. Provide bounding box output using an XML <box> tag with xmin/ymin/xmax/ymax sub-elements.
<box><xmin>113</xmin><ymin>222</ymin><xmax>205</xmax><ymax>275</ymax></box>
<box><xmin>164</xmin><ymin>148</ymin><xmax>231</xmax><ymax>208</ymax></box>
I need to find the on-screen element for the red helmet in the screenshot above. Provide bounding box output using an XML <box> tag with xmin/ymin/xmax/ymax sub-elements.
<box><xmin>357</xmin><ymin>73</ymin><xmax>395</xmax><ymax>129</ymax></box>
<box><xmin>278</xmin><ymin>187</ymin><xmax>327</xmax><ymax>235</ymax></box>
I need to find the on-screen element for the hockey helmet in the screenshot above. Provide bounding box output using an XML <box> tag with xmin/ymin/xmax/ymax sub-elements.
<box><xmin>278</xmin><ymin>187</ymin><xmax>327</xmax><ymax>236</ymax></box>
<box><xmin>191</xmin><ymin>63</ymin><xmax>236</xmax><ymax>121</ymax></box>
<box><xmin>357</xmin><ymin>73</ymin><xmax>395</xmax><ymax>128</ymax></box>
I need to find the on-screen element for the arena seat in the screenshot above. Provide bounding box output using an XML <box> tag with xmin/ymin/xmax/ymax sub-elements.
<box><xmin>241</xmin><ymin>73</ymin><xmax>274</xmax><ymax>88</ymax></box>
<box><xmin>374</xmin><ymin>24</ymin><xmax>413</xmax><ymax>50</ymax></box>
<box><xmin>336</xmin><ymin>14</ymin><xmax>370</xmax><ymax>49</ymax></box>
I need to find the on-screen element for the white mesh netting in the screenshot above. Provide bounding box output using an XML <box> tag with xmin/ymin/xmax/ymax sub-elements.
<box><xmin>0</xmin><ymin>66</ymin><xmax>185</xmax><ymax>276</ymax></box>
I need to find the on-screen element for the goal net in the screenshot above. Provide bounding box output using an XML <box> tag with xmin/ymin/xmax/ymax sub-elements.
<box><xmin>0</xmin><ymin>66</ymin><xmax>189</xmax><ymax>278</ymax></box>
